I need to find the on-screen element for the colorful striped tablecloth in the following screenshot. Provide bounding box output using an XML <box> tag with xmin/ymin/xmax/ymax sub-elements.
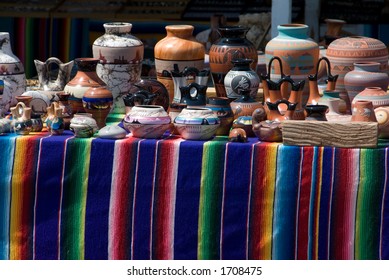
<box><xmin>0</xmin><ymin>130</ymin><xmax>389</xmax><ymax>260</ymax></box>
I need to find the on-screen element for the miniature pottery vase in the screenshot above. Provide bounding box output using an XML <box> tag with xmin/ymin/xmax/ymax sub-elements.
<box><xmin>230</xmin><ymin>89</ymin><xmax>263</xmax><ymax>119</ymax></box>
<box><xmin>179</xmin><ymin>82</ymin><xmax>207</xmax><ymax>107</ymax></box>
<box><xmin>228</xmin><ymin>128</ymin><xmax>247</xmax><ymax>142</ymax></box>
<box><xmin>123</xmin><ymin>105</ymin><xmax>171</xmax><ymax>138</ymax></box>
<box><xmin>70</xmin><ymin>113</ymin><xmax>99</xmax><ymax>138</ymax></box>
<box><xmin>56</xmin><ymin>92</ymin><xmax>73</xmax><ymax>129</ymax></box>
<box><xmin>16</xmin><ymin>95</ymin><xmax>43</xmax><ymax>132</ymax></box>
<box><xmin>82</xmin><ymin>86</ymin><xmax>114</xmax><ymax>129</ymax></box>
<box><xmin>351</xmin><ymin>100</ymin><xmax>377</xmax><ymax>122</ymax></box>
<box><xmin>374</xmin><ymin>106</ymin><xmax>389</xmax><ymax>138</ymax></box>
<box><xmin>265</xmin><ymin>24</ymin><xmax>319</xmax><ymax>103</ymax></box>
<box><xmin>223</xmin><ymin>58</ymin><xmax>260</xmax><ymax>100</ymax></box>
<box><xmin>209</xmin><ymin>26</ymin><xmax>258</xmax><ymax>98</ymax></box>
<box><xmin>93</xmin><ymin>22</ymin><xmax>144</xmax><ymax>114</ymax></box>
<box><xmin>206</xmin><ymin>96</ymin><xmax>234</xmax><ymax>136</ymax></box>
<box><xmin>0</xmin><ymin>32</ymin><xmax>26</xmax><ymax>110</ymax></box>
<box><xmin>64</xmin><ymin>58</ymin><xmax>106</xmax><ymax>114</ymax></box>
<box><xmin>304</xmin><ymin>104</ymin><xmax>329</xmax><ymax>121</ymax></box>
<box><xmin>97</xmin><ymin>125</ymin><xmax>127</xmax><ymax>139</ymax></box>
<box><xmin>352</xmin><ymin>87</ymin><xmax>389</xmax><ymax>108</ymax></box>
<box><xmin>173</xmin><ymin>107</ymin><xmax>220</xmax><ymax>140</ymax></box>
<box><xmin>10</xmin><ymin>102</ymin><xmax>32</xmax><ymax>135</ymax></box>
<box><xmin>49</xmin><ymin>107</ymin><xmax>64</xmax><ymax>135</ymax></box>
<box><xmin>326</xmin><ymin>36</ymin><xmax>389</xmax><ymax>94</ymax></box>
<box><xmin>344</xmin><ymin>62</ymin><xmax>389</xmax><ymax>103</ymax></box>
<box><xmin>154</xmin><ymin>25</ymin><xmax>205</xmax><ymax>101</ymax></box>
<box><xmin>127</xmin><ymin>78</ymin><xmax>169</xmax><ymax>111</ymax></box>
<box><xmin>34</xmin><ymin>57</ymin><xmax>74</xmax><ymax>91</ymax></box>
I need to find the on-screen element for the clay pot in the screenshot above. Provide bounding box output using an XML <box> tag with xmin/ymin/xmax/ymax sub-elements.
<box><xmin>70</xmin><ymin>113</ymin><xmax>99</xmax><ymax>138</ymax></box>
<box><xmin>0</xmin><ymin>32</ymin><xmax>26</xmax><ymax>110</ymax></box>
<box><xmin>93</xmin><ymin>22</ymin><xmax>144</xmax><ymax>114</ymax></box>
<box><xmin>206</xmin><ymin>96</ymin><xmax>234</xmax><ymax>136</ymax></box>
<box><xmin>154</xmin><ymin>25</ymin><xmax>205</xmax><ymax>102</ymax></box>
<box><xmin>266</xmin><ymin>99</ymin><xmax>297</xmax><ymax>121</ymax></box>
<box><xmin>128</xmin><ymin>78</ymin><xmax>170</xmax><ymax>111</ymax></box>
<box><xmin>64</xmin><ymin>58</ymin><xmax>106</xmax><ymax>114</ymax></box>
<box><xmin>252</xmin><ymin>120</ymin><xmax>283</xmax><ymax>142</ymax></box>
<box><xmin>304</xmin><ymin>104</ymin><xmax>329</xmax><ymax>121</ymax></box>
<box><xmin>223</xmin><ymin>58</ymin><xmax>260</xmax><ymax>100</ymax></box>
<box><xmin>82</xmin><ymin>86</ymin><xmax>114</xmax><ymax>129</ymax></box>
<box><xmin>351</xmin><ymin>100</ymin><xmax>377</xmax><ymax>122</ymax></box>
<box><xmin>352</xmin><ymin>87</ymin><xmax>389</xmax><ymax>109</ymax></box>
<box><xmin>326</xmin><ymin>36</ymin><xmax>389</xmax><ymax>95</ymax></box>
<box><xmin>265</xmin><ymin>24</ymin><xmax>320</xmax><ymax>104</ymax></box>
<box><xmin>173</xmin><ymin>107</ymin><xmax>220</xmax><ymax>140</ymax></box>
<box><xmin>123</xmin><ymin>105</ymin><xmax>171</xmax><ymax>138</ymax></box>
<box><xmin>344</xmin><ymin>62</ymin><xmax>389</xmax><ymax>104</ymax></box>
<box><xmin>230</xmin><ymin>89</ymin><xmax>263</xmax><ymax>119</ymax></box>
<box><xmin>374</xmin><ymin>106</ymin><xmax>389</xmax><ymax>138</ymax></box>
<box><xmin>56</xmin><ymin>92</ymin><xmax>73</xmax><ymax>129</ymax></box>
<box><xmin>228</xmin><ymin>128</ymin><xmax>247</xmax><ymax>142</ymax></box>
<box><xmin>209</xmin><ymin>26</ymin><xmax>258</xmax><ymax>98</ymax></box>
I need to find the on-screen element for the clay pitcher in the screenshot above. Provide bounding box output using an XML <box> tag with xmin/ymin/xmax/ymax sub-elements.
<box><xmin>34</xmin><ymin>57</ymin><xmax>74</xmax><ymax>91</ymax></box>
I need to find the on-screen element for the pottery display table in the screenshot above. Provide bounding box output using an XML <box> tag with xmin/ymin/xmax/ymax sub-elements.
<box><xmin>0</xmin><ymin>129</ymin><xmax>389</xmax><ymax>260</ymax></box>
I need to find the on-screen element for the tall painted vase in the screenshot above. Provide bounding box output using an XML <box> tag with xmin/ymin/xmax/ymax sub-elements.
<box><xmin>209</xmin><ymin>26</ymin><xmax>258</xmax><ymax>98</ymax></box>
<box><xmin>154</xmin><ymin>25</ymin><xmax>205</xmax><ymax>103</ymax></box>
<box><xmin>92</xmin><ymin>22</ymin><xmax>144</xmax><ymax>114</ymax></box>
<box><xmin>265</xmin><ymin>24</ymin><xmax>319</xmax><ymax>104</ymax></box>
<box><xmin>0</xmin><ymin>32</ymin><xmax>26</xmax><ymax>111</ymax></box>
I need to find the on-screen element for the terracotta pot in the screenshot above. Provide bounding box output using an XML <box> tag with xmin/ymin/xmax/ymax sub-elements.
<box><xmin>326</xmin><ymin>36</ymin><xmax>389</xmax><ymax>95</ymax></box>
<box><xmin>93</xmin><ymin>22</ymin><xmax>144</xmax><ymax>114</ymax></box>
<box><xmin>64</xmin><ymin>58</ymin><xmax>106</xmax><ymax>114</ymax></box>
<box><xmin>230</xmin><ymin>89</ymin><xmax>263</xmax><ymax>119</ymax></box>
<box><xmin>351</xmin><ymin>100</ymin><xmax>377</xmax><ymax>122</ymax></box>
<box><xmin>154</xmin><ymin>25</ymin><xmax>205</xmax><ymax>103</ymax></box>
<box><xmin>82</xmin><ymin>86</ymin><xmax>114</xmax><ymax>129</ymax></box>
<box><xmin>324</xmin><ymin>19</ymin><xmax>346</xmax><ymax>37</ymax></box>
<box><xmin>344</xmin><ymin>62</ymin><xmax>389</xmax><ymax>104</ymax></box>
<box><xmin>265</xmin><ymin>24</ymin><xmax>319</xmax><ymax>104</ymax></box>
<box><xmin>209</xmin><ymin>26</ymin><xmax>258</xmax><ymax>97</ymax></box>
<box><xmin>352</xmin><ymin>86</ymin><xmax>389</xmax><ymax>108</ymax></box>
<box><xmin>304</xmin><ymin>104</ymin><xmax>328</xmax><ymax>121</ymax></box>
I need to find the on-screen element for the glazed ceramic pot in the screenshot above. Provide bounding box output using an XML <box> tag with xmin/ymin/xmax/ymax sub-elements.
<box><xmin>82</xmin><ymin>86</ymin><xmax>113</xmax><ymax>129</ymax></box>
<box><xmin>224</xmin><ymin>58</ymin><xmax>260</xmax><ymax>100</ymax></box>
<box><xmin>93</xmin><ymin>22</ymin><xmax>144</xmax><ymax>114</ymax></box>
<box><xmin>64</xmin><ymin>58</ymin><xmax>106</xmax><ymax>114</ymax></box>
<box><xmin>304</xmin><ymin>104</ymin><xmax>329</xmax><ymax>121</ymax></box>
<box><xmin>344</xmin><ymin>62</ymin><xmax>389</xmax><ymax>103</ymax></box>
<box><xmin>173</xmin><ymin>107</ymin><xmax>219</xmax><ymax>140</ymax></box>
<box><xmin>206</xmin><ymin>96</ymin><xmax>234</xmax><ymax>136</ymax></box>
<box><xmin>154</xmin><ymin>25</ymin><xmax>205</xmax><ymax>102</ymax></box>
<box><xmin>0</xmin><ymin>32</ymin><xmax>26</xmax><ymax>110</ymax></box>
<box><xmin>209</xmin><ymin>26</ymin><xmax>258</xmax><ymax>98</ymax></box>
<box><xmin>127</xmin><ymin>78</ymin><xmax>170</xmax><ymax>111</ymax></box>
<box><xmin>70</xmin><ymin>113</ymin><xmax>99</xmax><ymax>138</ymax></box>
<box><xmin>326</xmin><ymin>36</ymin><xmax>389</xmax><ymax>94</ymax></box>
<box><xmin>352</xmin><ymin>87</ymin><xmax>389</xmax><ymax>108</ymax></box>
<box><xmin>351</xmin><ymin>100</ymin><xmax>377</xmax><ymax>122</ymax></box>
<box><xmin>265</xmin><ymin>24</ymin><xmax>319</xmax><ymax>103</ymax></box>
<box><xmin>123</xmin><ymin>105</ymin><xmax>171</xmax><ymax>138</ymax></box>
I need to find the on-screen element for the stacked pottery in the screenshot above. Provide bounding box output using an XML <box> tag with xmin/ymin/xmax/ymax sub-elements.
<box><xmin>265</xmin><ymin>24</ymin><xmax>319</xmax><ymax>104</ymax></box>
<box><xmin>64</xmin><ymin>58</ymin><xmax>106</xmax><ymax>114</ymax></box>
<box><xmin>326</xmin><ymin>36</ymin><xmax>389</xmax><ymax>111</ymax></box>
<box><xmin>123</xmin><ymin>105</ymin><xmax>171</xmax><ymax>138</ymax></box>
<box><xmin>154</xmin><ymin>25</ymin><xmax>205</xmax><ymax>102</ymax></box>
<box><xmin>209</xmin><ymin>26</ymin><xmax>258</xmax><ymax>98</ymax></box>
<box><xmin>344</xmin><ymin>62</ymin><xmax>389</xmax><ymax>104</ymax></box>
<box><xmin>93</xmin><ymin>22</ymin><xmax>144</xmax><ymax>114</ymax></box>
<box><xmin>0</xmin><ymin>32</ymin><xmax>26</xmax><ymax>110</ymax></box>
<box><xmin>82</xmin><ymin>86</ymin><xmax>114</xmax><ymax>129</ymax></box>
<box><xmin>224</xmin><ymin>58</ymin><xmax>260</xmax><ymax>100</ymax></box>
<box><xmin>352</xmin><ymin>87</ymin><xmax>389</xmax><ymax>108</ymax></box>
<box><xmin>205</xmin><ymin>96</ymin><xmax>234</xmax><ymax>136</ymax></box>
<box><xmin>173</xmin><ymin>107</ymin><xmax>220</xmax><ymax>140</ymax></box>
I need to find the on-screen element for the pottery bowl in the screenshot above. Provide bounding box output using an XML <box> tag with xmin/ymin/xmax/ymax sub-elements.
<box><xmin>70</xmin><ymin>113</ymin><xmax>99</xmax><ymax>138</ymax></box>
<box><xmin>125</xmin><ymin>123</ymin><xmax>171</xmax><ymax>139</ymax></box>
<box><xmin>124</xmin><ymin>105</ymin><xmax>171</xmax><ymax>125</ymax></box>
<box><xmin>173</xmin><ymin>123</ymin><xmax>219</xmax><ymax>140</ymax></box>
